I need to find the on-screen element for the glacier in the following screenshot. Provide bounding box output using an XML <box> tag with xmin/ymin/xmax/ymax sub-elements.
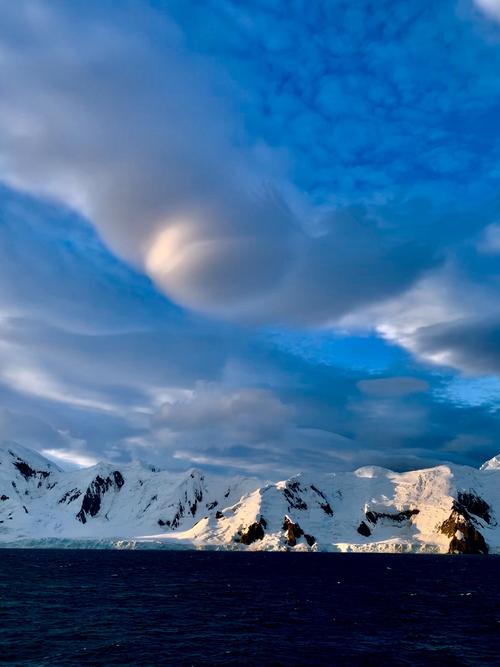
<box><xmin>1</xmin><ymin>441</ymin><xmax>499</xmax><ymax>553</ymax></box>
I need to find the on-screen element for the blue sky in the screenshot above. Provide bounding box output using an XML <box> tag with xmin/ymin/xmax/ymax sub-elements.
<box><xmin>0</xmin><ymin>0</ymin><xmax>499</xmax><ymax>474</ymax></box>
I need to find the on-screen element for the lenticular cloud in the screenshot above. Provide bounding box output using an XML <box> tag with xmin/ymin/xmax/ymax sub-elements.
<box><xmin>0</xmin><ymin>1</ymin><xmax>436</xmax><ymax>327</ymax></box>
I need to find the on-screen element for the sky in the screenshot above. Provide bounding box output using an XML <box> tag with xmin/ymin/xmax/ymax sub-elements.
<box><xmin>0</xmin><ymin>0</ymin><xmax>500</xmax><ymax>476</ymax></box>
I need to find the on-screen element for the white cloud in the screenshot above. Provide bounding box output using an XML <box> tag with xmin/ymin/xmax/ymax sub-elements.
<box><xmin>41</xmin><ymin>447</ymin><xmax>99</xmax><ymax>469</ymax></box>
<box><xmin>474</xmin><ymin>0</ymin><xmax>500</xmax><ymax>21</ymax></box>
<box><xmin>477</xmin><ymin>223</ymin><xmax>500</xmax><ymax>254</ymax></box>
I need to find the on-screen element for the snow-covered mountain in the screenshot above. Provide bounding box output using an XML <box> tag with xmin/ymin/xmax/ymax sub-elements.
<box><xmin>1</xmin><ymin>441</ymin><xmax>499</xmax><ymax>553</ymax></box>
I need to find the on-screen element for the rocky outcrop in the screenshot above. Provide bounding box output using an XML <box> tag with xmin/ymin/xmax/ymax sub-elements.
<box><xmin>357</xmin><ymin>521</ymin><xmax>372</xmax><ymax>537</ymax></box>
<box><xmin>283</xmin><ymin>516</ymin><xmax>304</xmax><ymax>546</ymax></box>
<box><xmin>310</xmin><ymin>484</ymin><xmax>334</xmax><ymax>515</ymax></box>
<box><xmin>12</xmin><ymin>457</ymin><xmax>50</xmax><ymax>482</ymax></box>
<box><xmin>457</xmin><ymin>491</ymin><xmax>493</xmax><ymax>525</ymax></box>
<box><xmin>157</xmin><ymin>475</ymin><xmax>206</xmax><ymax>529</ymax></box>
<box><xmin>76</xmin><ymin>471</ymin><xmax>124</xmax><ymax>524</ymax></box>
<box><xmin>365</xmin><ymin>509</ymin><xmax>419</xmax><ymax>525</ymax></box>
<box><xmin>440</xmin><ymin>491</ymin><xmax>492</xmax><ymax>554</ymax></box>
<box><xmin>440</xmin><ymin>507</ymin><xmax>488</xmax><ymax>554</ymax></box>
<box><xmin>282</xmin><ymin>481</ymin><xmax>308</xmax><ymax>510</ymax></box>
<box><xmin>58</xmin><ymin>489</ymin><xmax>82</xmax><ymax>505</ymax></box>
<box><xmin>236</xmin><ymin>517</ymin><xmax>267</xmax><ymax>545</ymax></box>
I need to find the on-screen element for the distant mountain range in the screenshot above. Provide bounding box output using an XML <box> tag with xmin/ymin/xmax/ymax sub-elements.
<box><xmin>1</xmin><ymin>441</ymin><xmax>499</xmax><ymax>553</ymax></box>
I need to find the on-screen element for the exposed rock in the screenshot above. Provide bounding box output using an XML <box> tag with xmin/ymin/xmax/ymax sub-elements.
<box><xmin>13</xmin><ymin>458</ymin><xmax>50</xmax><ymax>481</ymax></box>
<box><xmin>113</xmin><ymin>471</ymin><xmax>125</xmax><ymax>489</ymax></box>
<box><xmin>237</xmin><ymin>518</ymin><xmax>266</xmax><ymax>545</ymax></box>
<box><xmin>456</xmin><ymin>491</ymin><xmax>492</xmax><ymax>524</ymax></box>
<box><xmin>304</xmin><ymin>533</ymin><xmax>316</xmax><ymax>547</ymax></box>
<box><xmin>440</xmin><ymin>503</ymin><xmax>489</xmax><ymax>554</ymax></box>
<box><xmin>310</xmin><ymin>484</ymin><xmax>326</xmax><ymax>499</ymax></box>
<box><xmin>170</xmin><ymin>502</ymin><xmax>185</xmax><ymax>529</ymax></box>
<box><xmin>357</xmin><ymin>521</ymin><xmax>372</xmax><ymax>537</ymax></box>
<box><xmin>366</xmin><ymin>509</ymin><xmax>419</xmax><ymax>525</ymax></box>
<box><xmin>215</xmin><ymin>510</ymin><xmax>224</xmax><ymax>520</ymax></box>
<box><xmin>58</xmin><ymin>489</ymin><xmax>82</xmax><ymax>505</ymax></box>
<box><xmin>76</xmin><ymin>471</ymin><xmax>124</xmax><ymax>524</ymax></box>
<box><xmin>206</xmin><ymin>500</ymin><xmax>218</xmax><ymax>510</ymax></box>
<box><xmin>141</xmin><ymin>495</ymin><xmax>158</xmax><ymax>514</ymax></box>
<box><xmin>283</xmin><ymin>515</ymin><xmax>304</xmax><ymax>547</ymax></box>
<box><xmin>320</xmin><ymin>502</ymin><xmax>333</xmax><ymax>516</ymax></box>
<box><xmin>282</xmin><ymin>481</ymin><xmax>308</xmax><ymax>511</ymax></box>
<box><xmin>310</xmin><ymin>485</ymin><xmax>335</xmax><ymax>515</ymax></box>
<box><xmin>0</xmin><ymin>495</ymin><xmax>9</xmax><ymax>501</ymax></box>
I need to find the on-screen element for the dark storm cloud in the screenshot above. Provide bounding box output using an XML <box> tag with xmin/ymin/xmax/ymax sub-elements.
<box><xmin>412</xmin><ymin>317</ymin><xmax>500</xmax><ymax>375</ymax></box>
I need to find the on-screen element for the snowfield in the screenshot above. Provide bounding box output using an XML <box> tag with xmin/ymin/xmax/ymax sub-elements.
<box><xmin>1</xmin><ymin>442</ymin><xmax>499</xmax><ymax>554</ymax></box>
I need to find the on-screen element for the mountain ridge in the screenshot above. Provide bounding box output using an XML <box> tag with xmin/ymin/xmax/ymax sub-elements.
<box><xmin>1</xmin><ymin>441</ymin><xmax>499</xmax><ymax>553</ymax></box>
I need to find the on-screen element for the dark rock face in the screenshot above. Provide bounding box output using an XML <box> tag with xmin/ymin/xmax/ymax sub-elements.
<box><xmin>366</xmin><ymin>509</ymin><xmax>420</xmax><ymax>525</ymax></box>
<box><xmin>0</xmin><ymin>495</ymin><xmax>9</xmax><ymax>501</ymax></box>
<box><xmin>237</xmin><ymin>517</ymin><xmax>266</xmax><ymax>545</ymax></box>
<box><xmin>58</xmin><ymin>489</ymin><xmax>82</xmax><ymax>505</ymax></box>
<box><xmin>357</xmin><ymin>521</ymin><xmax>372</xmax><ymax>537</ymax></box>
<box><xmin>157</xmin><ymin>482</ymin><xmax>206</xmax><ymax>530</ymax></box>
<box><xmin>304</xmin><ymin>533</ymin><xmax>316</xmax><ymax>547</ymax></box>
<box><xmin>283</xmin><ymin>516</ymin><xmax>304</xmax><ymax>547</ymax></box>
<box><xmin>113</xmin><ymin>471</ymin><xmax>125</xmax><ymax>489</ymax></box>
<box><xmin>168</xmin><ymin>503</ymin><xmax>185</xmax><ymax>529</ymax></box>
<box><xmin>206</xmin><ymin>501</ymin><xmax>218</xmax><ymax>511</ymax></box>
<box><xmin>282</xmin><ymin>481</ymin><xmax>308</xmax><ymax>511</ymax></box>
<box><xmin>12</xmin><ymin>458</ymin><xmax>50</xmax><ymax>481</ymax></box>
<box><xmin>215</xmin><ymin>510</ymin><xmax>224</xmax><ymax>520</ymax></box>
<box><xmin>76</xmin><ymin>471</ymin><xmax>124</xmax><ymax>524</ymax></box>
<box><xmin>310</xmin><ymin>484</ymin><xmax>334</xmax><ymax>515</ymax></box>
<box><xmin>440</xmin><ymin>492</ymin><xmax>492</xmax><ymax>554</ymax></box>
<box><xmin>457</xmin><ymin>491</ymin><xmax>492</xmax><ymax>525</ymax></box>
<box><xmin>320</xmin><ymin>502</ymin><xmax>333</xmax><ymax>516</ymax></box>
<box><xmin>440</xmin><ymin>507</ymin><xmax>488</xmax><ymax>555</ymax></box>
<box><xmin>141</xmin><ymin>495</ymin><xmax>158</xmax><ymax>514</ymax></box>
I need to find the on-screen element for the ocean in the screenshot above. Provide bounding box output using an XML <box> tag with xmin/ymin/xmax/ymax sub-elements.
<box><xmin>0</xmin><ymin>550</ymin><xmax>499</xmax><ymax>665</ymax></box>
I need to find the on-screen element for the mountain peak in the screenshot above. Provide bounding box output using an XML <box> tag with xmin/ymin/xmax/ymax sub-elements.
<box><xmin>480</xmin><ymin>454</ymin><xmax>500</xmax><ymax>471</ymax></box>
<box><xmin>0</xmin><ymin>440</ymin><xmax>62</xmax><ymax>473</ymax></box>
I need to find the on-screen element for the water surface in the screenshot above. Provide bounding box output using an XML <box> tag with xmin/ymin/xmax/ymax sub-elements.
<box><xmin>0</xmin><ymin>550</ymin><xmax>499</xmax><ymax>665</ymax></box>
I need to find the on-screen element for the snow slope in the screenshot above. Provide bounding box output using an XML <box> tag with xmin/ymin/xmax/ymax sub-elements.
<box><xmin>1</xmin><ymin>442</ymin><xmax>499</xmax><ymax>553</ymax></box>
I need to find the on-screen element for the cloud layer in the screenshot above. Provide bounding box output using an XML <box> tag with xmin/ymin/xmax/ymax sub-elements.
<box><xmin>0</xmin><ymin>1</ymin><xmax>499</xmax><ymax>473</ymax></box>
<box><xmin>1</xmin><ymin>0</ymin><xmax>493</xmax><ymax>330</ymax></box>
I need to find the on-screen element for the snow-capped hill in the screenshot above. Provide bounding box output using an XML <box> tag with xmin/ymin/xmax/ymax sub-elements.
<box><xmin>480</xmin><ymin>453</ymin><xmax>500</xmax><ymax>471</ymax></box>
<box><xmin>0</xmin><ymin>442</ymin><xmax>499</xmax><ymax>554</ymax></box>
<box><xmin>0</xmin><ymin>440</ymin><xmax>61</xmax><ymax>476</ymax></box>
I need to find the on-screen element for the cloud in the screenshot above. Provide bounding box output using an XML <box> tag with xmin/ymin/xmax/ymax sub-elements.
<box><xmin>41</xmin><ymin>448</ymin><xmax>99</xmax><ymax>469</ymax></box>
<box><xmin>412</xmin><ymin>317</ymin><xmax>500</xmax><ymax>375</ymax></box>
<box><xmin>474</xmin><ymin>0</ymin><xmax>500</xmax><ymax>21</ymax></box>
<box><xmin>0</xmin><ymin>2</ymin><xmax>499</xmax><ymax>475</ymax></box>
<box><xmin>357</xmin><ymin>377</ymin><xmax>429</xmax><ymax>397</ymax></box>
<box><xmin>0</xmin><ymin>0</ymin><xmax>468</xmax><ymax>328</ymax></box>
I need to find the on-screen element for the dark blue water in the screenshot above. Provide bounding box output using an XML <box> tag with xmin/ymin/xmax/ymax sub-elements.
<box><xmin>0</xmin><ymin>550</ymin><xmax>499</xmax><ymax>666</ymax></box>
